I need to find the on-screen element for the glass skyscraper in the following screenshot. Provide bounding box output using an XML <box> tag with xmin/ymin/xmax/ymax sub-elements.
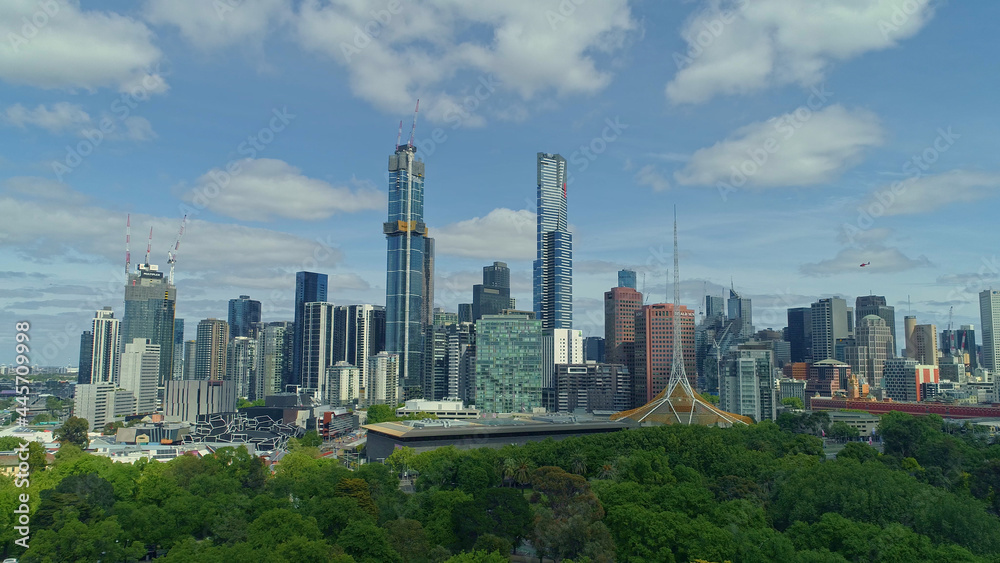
<box><xmin>293</xmin><ymin>271</ymin><xmax>328</xmax><ymax>387</ymax></box>
<box><xmin>617</xmin><ymin>269</ymin><xmax>637</xmax><ymax>290</ymax></box>
<box><xmin>476</xmin><ymin>312</ymin><xmax>543</xmax><ymax>413</ymax></box>
<box><xmin>533</xmin><ymin>153</ymin><xmax>572</xmax><ymax>329</ymax></box>
<box><xmin>228</xmin><ymin>294</ymin><xmax>261</xmax><ymax>338</ymax></box>
<box><xmin>122</xmin><ymin>263</ymin><xmax>175</xmax><ymax>386</ymax></box>
<box><xmin>385</xmin><ymin>143</ymin><xmax>434</xmax><ymax>392</ymax></box>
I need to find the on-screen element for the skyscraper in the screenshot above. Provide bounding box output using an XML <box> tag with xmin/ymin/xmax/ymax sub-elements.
<box><xmin>727</xmin><ymin>288</ymin><xmax>753</xmax><ymax>338</ymax></box>
<box><xmin>227</xmin><ymin>336</ymin><xmax>257</xmax><ymax>399</ymax></box>
<box><xmin>182</xmin><ymin>340</ymin><xmax>196</xmax><ymax>380</ymax></box>
<box><xmin>256</xmin><ymin>321</ymin><xmax>293</xmax><ymax>397</ymax></box>
<box><xmin>856</xmin><ymin>315</ymin><xmax>891</xmax><ymax>388</ymax></box>
<box><xmin>228</xmin><ymin>295</ymin><xmax>262</xmax><ymax>338</ymax></box>
<box><xmin>301</xmin><ymin>302</ymin><xmax>336</xmax><ymax>396</ymax></box>
<box><xmin>90</xmin><ymin>307</ymin><xmax>120</xmax><ymax>385</ymax></box>
<box><xmin>385</xmin><ymin>141</ymin><xmax>433</xmax><ymax>392</ymax></box>
<box><xmin>618</xmin><ymin>269</ymin><xmax>637</xmax><ymax>290</ymax></box>
<box><xmin>78</xmin><ymin>331</ymin><xmax>93</xmax><ymax>384</ymax></box>
<box><xmin>605</xmin><ymin>285</ymin><xmax>642</xmax><ymax>395</ymax></box>
<box><xmin>367</xmin><ymin>351</ymin><xmax>400</xmax><ymax>406</ymax></box>
<box><xmin>195</xmin><ymin>319</ymin><xmax>229</xmax><ymax>381</ymax></box>
<box><xmin>122</xmin><ymin>263</ymin><xmax>175</xmax><ymax>386</ymax></box>
<box><xmin>332</xmin><ymin>305</ymin><xmax>386</xmax><ymax>397</ymax></box>
<box><xmin>294</xmin><ymin>271</ymin><xmax>328</xmax><ymax>386</ymax></box>
<box><xmin>172</xmin><ymin>319</ymin><xmax>185</xmax><ymax>380</ymax></box>
<box><xmin>912</xmin><ymin>324</ymin><xmax>938</xmax><ymax>366</ymax></box>
<box><xmin>533</xmin><ymin>152</ymin><xmax>572</xmax><ymax>330</ymax></box>
<box><xmin>633</xmin><ymin>303</ymin><xmax>696</xmax><ymax>405</ymax></box>
<box><xmin>705</xmin><ymin>295</ymin><xmax>726</xmax><ymax>320</ymax></box>
<box><xmin>855</xmin><ymin>296</ymin><xmax>895</xmax><ymax>357</ymax></box>
<box><xmin>473</xmin><ymin>261</ymin><xmax>514</xmax><ymax>321</ymax></box>
<box><xmin>786</xmin><ymin>307</ymin><xmax>811</xmax><ymax>363</ymax></box>
<box><xmin>981</xmin><ymin>290</ymin><xmax>1000</xmax><ymax>371</ymax></box>
<box><xmin>811</xmin><ymin>297</ymin><xmax>848</xmax><ymax>362</ymax></box>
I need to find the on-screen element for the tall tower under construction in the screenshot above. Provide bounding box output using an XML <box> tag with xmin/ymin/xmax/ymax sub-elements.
<box><xmin>385</xmin><ymin>105</ymin><xmax>434</xmax><ymax>394</ymax></box>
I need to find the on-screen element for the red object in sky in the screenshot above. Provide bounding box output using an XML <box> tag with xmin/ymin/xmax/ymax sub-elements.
<box><xmin>860</xmin><ymin>262</ymin><xmax>870</xmax><ymax>267</ymax></box>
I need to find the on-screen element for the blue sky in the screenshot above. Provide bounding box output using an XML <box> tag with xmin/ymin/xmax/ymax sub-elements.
<box><xmin>2</xmin><ymin>0</ymin><xmax>998</xmax><ymax>365</ymax></box>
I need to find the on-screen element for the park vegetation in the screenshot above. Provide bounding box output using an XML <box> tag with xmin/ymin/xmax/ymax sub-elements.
<box><xmin>1</xmin><ymin>411</ymin><xmax>999</xmax><ymax>561</ymax></box>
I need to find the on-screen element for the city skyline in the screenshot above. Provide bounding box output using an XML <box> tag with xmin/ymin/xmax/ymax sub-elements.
<box><xmin>2</xmin><ymin>2</ymin><xmax>1000</xmax><ymax>364</ymax></box>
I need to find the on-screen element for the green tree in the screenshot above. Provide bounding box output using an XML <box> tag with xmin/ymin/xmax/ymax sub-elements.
<box><xmin>0</xmin><ymin>436</ymin><xmax>26</xmax><ymax>450</ymax></box>
<box><xmin>337</xmin><ymin>518</ymin><xmax>401</xmax><ymax>563</ymax></box>
<box><xmin>300</xmin><ymin>430</ymin><xmax>323</xmax><ymax>447</ymax></box>
<box><xmin>781</xmin><ymin>397</ymin><xmax>804</xmax><ymax>410</ymax></box>
<box><xmin>385</xmin><ymin>519</ymin><xmax>432</xmax><ymax>563</ymax></box>
<box><xmin>336</xmin><ymin>478</ymin><xmax>379</xmax><ymax>518</ymax></box>
<box><xmin>31</xmin><ymin>412</ymin><xmax>54</xmax><ymax>424</ymax></box>
<box><xmin>102</xmin><ymin>421</ymin><xmax>125</xmax><ymax>435</ymax></box>
<box><xmin>836</xmin><ymin>442</ymin><xmax>879</xmax><ymax>463</ymax></box>
<box><xmin>366</xmin><ymin>404</ymin><xmax>397</xmax><ymax>424</ymax></box>
<box><xmin>829</xmin><ymin>422</ymin><xmax>859</xmax><ymax>442</ymax></box>
<box><xmin>387</xmin><ymin>446</ymin><xmax>416</xmax><ymax>477</ymax></box>
<box><xmin>54</xmin><ymin>416</ymin><xmax>90</xmax><ymax>449</ymax></box>
<box><xmin>443</xmin><ymin>551</ymin><xmax>508</xmax><ymax>563</ymax></box>
<box><xmin>472</xmin><ymin>534</ymin><xmax>512</xmax><ymax>556</ymax></box>
<box><xmin>45</xmin><ymin>395</ymin><xmax>66</xmax><ymax>416</ymax></box>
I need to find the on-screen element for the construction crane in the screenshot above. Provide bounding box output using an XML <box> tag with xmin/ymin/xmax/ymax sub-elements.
<box><xmin>407</xmin><ymin>99</ymin><xmax>419</xmax><ymax>147</ymax></box>
<box><xmin>167</xmin><ymin>215</ymin><xmax>187</xmax><ymax>285</ymax></box>
<box><xmin>124</xmin><ymin>214</ymin><xmax>131</xmax><ymax>280</ymax></box>
<box><xmin>143</xmin><ymin>226</ymin><xmax>153</xmax><ymax>265</ymax></box>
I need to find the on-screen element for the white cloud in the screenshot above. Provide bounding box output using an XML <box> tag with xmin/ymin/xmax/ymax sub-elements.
<box><xmin>181</xmin><ymin>158</ymin><xmax>385</xmax><ymax>221</ymax></box>
<box><xmin>0</xmin><ymin>0</ymin><xmax>165</xmax><ymax>92</ymax></box>
<box><xmin>3</xmin><ymin>176</ymin><xmax>88</xmax><ymax>204</ymax></box>
<box><xmin>675</xmin><ymin>105</ymin><xmax>883</xmax><ymax>188</ymax></box>
<box><xmin>294</xmin><ymin>0</ymin><xmax>636</xmax><ymax>125</ymax></box>
<box><xmin>434</xmin><ymin>208</ymin><xmax>535</xmax><ymax>260</ymax></box>
<box><xmin>861</xmin><ymin>170</ymin><xmax>1000</xmax><ymax>216</ymax></box>
<box><xmin>634</xmin><ymin>164</ymin><xmax>671</xmax><ymax>192</ymax></box>
<box><xmin>801</xmin><ymin>245</ymin><xmax>930</xmax><ymax>277</ymax></box>
<box><xmin>667</xmin><ymin>0</ymin><xmax>937</xmax><ymax>104</ymax></box>
<box><xmin>144</xmin><ymin>0</ymin><xmax>291</xmax><ymax>50</ymax></box>
<box><xmin>115</xmin><ymin>116</ymin><xmax>157</xmax><ymax>141</ymax></box>
<box><xmin>3</xmin><ymin>102</ymin><xmax>90</xmax><ymax>132</ymax></box>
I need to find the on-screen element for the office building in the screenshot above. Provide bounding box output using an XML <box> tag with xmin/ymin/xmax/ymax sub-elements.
<box><xmin>227</xmin><ymin>336</ymin><xmax>257</xmax><ymax>399</ymax></box>
<box><xmin>811</xmin><ymin>297</ymin><xmax>848</xmax><ymax>362</ymax></box>
<box><xmin>618</xmin><ymin>269</ymin><xmax>637</xmax><ymax>290</ymax></box>
<box><xmin>806</xmin><ymin>359</ymin><xmax>850</xmax><ymax>397</ymax></box>
<box><xmin>385</xmin><ymin>142</ymin><xmax>434</xmax><ymax>391</ymax></box>
<box><xmin>903</xmin><ymin>315</ymin><xmax>917</xmax><ymax>359</ymax></box>
<box><xmin>87</xmin><ymin>307</ymin><xmax>121</xmax><ymax>385</ymax></box>
<box><xmin>195</xmin><ymin>319</ymin><xmax>229</xmax><ymax>381</ymax></box>
<box><xmin>912</xmin><ymin>324</ymin><xmax>938</xmax><ymax>366</ymax></box>
<box><xmin>294</xmin><ymin>271</ymin><xmax>328</xmax><ymax>386</ymax></box>
<box><xmin>458</xmin><ymin>304</ymin><xmax>473</xmax><ymax>324</ymax></box>
<box><xmin>473</xmin><ymin>262</ymin><xmax>515</xmax><ymax>321</ymax></box>
<box><xmin>301</xmin><ymin>302</ymin><xmax>336</xmax><ymax>397</ymax></box>
<box><xmin>533</xmin><ymin>152</ymin><xmax>572</xmax><ymax>329</ymax></box>
<box><xmin>368</xmin><ymin>351</ymin><xmax>400</xmax><ymax>406</ymax></box>
<box><xmin>633</xmin><ymin>303</ymin><xmax>696</xmax><ymax>406</ymax></box>
<box><xmin>172</xmin><ymin>319</ymin><xmax>185</xmax><ymax>380</ymax></box>
<box><xmin>555</xmin><ymin>363</ymin><xmax>631</xmax><ymax>413</ymax></box>
<box><xmin>542</xmin><ymin>328</ymin><xmax>584</xmax><ymax>410</ymax></box>
<box><xmin>78</xmin><ymin>331</ymin><xmax>93</xmax><ymax>384</ymax></box>
<box><xmin>981</xmin><ymin>290</ymin><xmax>1000</xmax><ymax>371</ymax></box>
<box><xmin>855</xmin><ymin>296</ymin><xmax>895</xmax><ymax>357</ymax></box>
<box><xmin>855</xmin><ymin>315</ymin><xmax>892</xmax><ymax>388</ymax></box>
<box><xmin>122</xmin><ymin>262</ymin><xmax>176</xmax><ymax>386</ymax></box>
<box><xmin>163</xmin><ymin>379</ymin><xmax>237</xmax><ymax>423</ymax></box>
<box><xmin>720</xmin><ymin>347</ymin><xmax>775</xmax><ymax>422</ymax></box>
<box><xmin>883</xmin><ymin>358</ymin><xmax>939</xmax><ymax>402</ymax></box>
<box><xmin>228</xmin><ymin>295</ymin><xmax>261</xmax><ymax>338</ymax></box>
<box><xmin>584</xmin><ymin>336</ymin><xmax>605</xmax><ymax>363</ymax></box>
<box><xmin>706</xmin><ymin>295</ymin><xmax>726</xmax><ymax>320</ymax></box>
<box><xmin>256</xmin><ymin>321</ymin><xmax>293</xmax><ymax>398</ymax></box>
<box><xmin>604</xmin><ymin>285</ymin><xmax>643</xmax><ymax>395</ymax></box>
<box><xmin>727</xmin><ymin>288</ymin><xmax>753</xmax><ymax>338</ymax></box>
<box><xmin>119</xmin><ymin>338</ymin><xmax>159</xmax><ymax>414</ymax></box>
<box><xmin>476</xmin><ymin>312</ymin><xmax>543</xmax><ymax>413</ymax></box>
<box><xmin>786</xmin><ymin>307</ymin><xmax>811</xmax><ymax>363</ymax></box>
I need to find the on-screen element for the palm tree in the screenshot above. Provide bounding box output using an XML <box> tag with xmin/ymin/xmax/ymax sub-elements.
<box><xmin>501</xmin><ymin>457</ymin><xmax>517</xmax><ymax>487</ymax></box>
<box><xmin>598</xmin><ymin>461</ymin><xmax>617</xmax><ymax>480</ymax></box>
<box><xmin>570</xmin><ymin>453</ymin><xmax>587</xmax><ymax>476</ymax></box>
<box><xmin>513</xmin><ymin>456</ymin><xmax>533</xmax><ymax>488</ymax></box>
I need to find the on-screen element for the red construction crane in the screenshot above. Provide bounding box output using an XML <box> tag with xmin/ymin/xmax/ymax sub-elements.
<box><xmin>167</xmin><ymin>215</ymin><xmax>187</xmax><ymax>285</ymax></box>
<box><xmin>124</xmin><ymin>214</ymin><xmax>131</xmax><ymax>279</ymax></box>
<box><xmin>143</xmin><ymin>226</ymin><xmax>153</xmax><ymax>265</ymax></box>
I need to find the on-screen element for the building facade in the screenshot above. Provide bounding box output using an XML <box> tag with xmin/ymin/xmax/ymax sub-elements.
<box><xmin>256</xmin><ymin>321</ymin><xmax>293</xmax><ymax>398</ymax></box>
<box><xmin>633</xmin><ymin>303</ymin><xmax>696</xmax><ymax>405</ymax></box>
<box><xmin>604</xmin><ymin>285</ymin><xmax>642</xmax><ymax>398</ymax></box>
<box><xmin>301</xmin><ymin>302</ymin><xmax>336</xmax><ymax>397</ymax></box>
<box><xmin>195</xmin><ymin>319</ymin><xmax>229</xmax><ymax>381</ymax></box>
<box><xmin>475</xmin><ymin>313</ymin><xmax>543</xmax><ymax>413</ymax></box>
<box><xmin>533</xmin><ymin>152</ymin><xmax>572</xmax><ymax>330</ymax></box>
<box><xmin>325</xmin><ymin>361</ymin><xmax>360</xmax><ymax>407</ymax></box>
<box><xmin>163</xmin><ymin>380</ymin><xmax>237</xmax><ymax>423</ymax></box>
<box><xmin>980</xmin><ymin>290</ymin><xmax>1000</xmax><ymax>371</ymax></box>
<box><xmin>811</xmin><ymin>297</ymin><xmax>848</xmax><ymax>362</ymax></box>
<box><xmin>228</xmin><ymin>295</ymin><xmax>262</xmax><ymax>338</ymax></box>
<box><xmin>122</xmin><ymin>263</ymin><xmax>176</xmax><ymax>386</ymax></box>
<box><xmin>884</xmin><ymin>358</ymin><xmax>939</xmax><ymax>402</ymax></box>
<box><xmin>855</xmin><ymin>295</ymin><xmax>896</xmax><ymax>357</ymax></box>
<box><xmin>367</xmin><ymin>351</ymin><xmax>400</xmax><ymax>406</ymax></box>
<box><xmin>786</xmin><ymin>307</ymin><xmax>811</xmax><ymax>363</ymax></box>
<box><xmin>293</xmin><ymin>271</ymin><xmax>328</xmax><ymax>386</ymax></box>
<box><xmin>226</xmin><ymin>336</ymin><xmax>257</xmax><ymax>399</ymax></box>
<box><xmin>617</xmin><ymin>269</ymin><xmax>637</xmax><ymax>290</ymax></box>
<box><xmin>90</xmin><ymin>307</ymin><xmax>120</xmax><ymax>385</ymax></box>
<box><xmin>119</xmin><ymin>338</ymin><xmax>160</xmax><ymax>414</ymax></box>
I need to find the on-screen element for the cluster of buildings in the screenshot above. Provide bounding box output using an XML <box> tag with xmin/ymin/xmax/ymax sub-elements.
<box><xmin>68</xmin><ymin>127</ymin><xmax>1000</xmax><ymax>442</ymax></box>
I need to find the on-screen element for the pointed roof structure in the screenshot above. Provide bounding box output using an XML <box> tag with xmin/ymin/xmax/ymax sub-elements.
<box><xmin>611</xmin><ymin>207</ymin><xmax>751</xmax><ymax>427</ymax></box>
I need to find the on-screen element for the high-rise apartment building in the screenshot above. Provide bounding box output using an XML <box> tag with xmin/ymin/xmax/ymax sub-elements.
<box><xmin>122</xmin><ymin>263</ymin><xmax>175</xmax><ymax>386</ymax></box>
<box><xmin>294</xmin><ymin>271</ymin><xmax>328</xmax><ymax>386</ymax></box>
<box><xmin>301</xmin><ymin>302</ymin><xmax>336</xmax><ymax>397</ymax></box>
<box><xmin>74</xmin><ymin>383</ymin><xmax>134</xmax><ymax>431</ymax></box>
<box><xmin>90</xmin><ymin>307</ymin><xmax>120</xmax><ymax>385</ymax></box>
<box><xmin>476</xmin><ymin>312</ymin><xmax>543</xmax><ymax>413</ymax></box>
<box><xmin>855</xmin><ymin>315</ymin><xmax>892</xmax><ymax>388</ymax></box>
<box><xmin>811</xmin><ymin>297</ymin><xmax>848</xmax><ymax>362</ymax></box>
<box><xmin>182</xmin><ymin>340</ymin><xmax>196</xmax><ymax>380</ymax></box>
<box><xmin>555</xmin><ymin>363</ymin><xmax>631</xmax><ymax>413</ymax></box>
<box><xmin>332</xmin><ymin>304</ymin><xmax>386</xmax><ymax>396</ymax></box>
<box><xmin>855</xmin><ymin>296</ymin><xmax>895</xmax><ymax>357</ymax></box>
<box><xmin>533</xmin><ymin>152</ymin><xmax>572</xmax><ymax>330</ymax></box>
<box><xmin>458</xmin><ymin>304</ymin><xmax>473</xmax><ymax>324</ymax></box>
<box><xmin>227</xmin><ymin>336</ymin><xmax>257</xmax><ymax>399</ymax></box>
<box><xmin>385</xmin><ymin>142</ymin><xmax>434</xmax><ymax>391</ymax></box>
<box><xmin>912</xmin><ymin>324</ymin><xmax>938</xmax><ymax>366</ymax></box>
<box><xmin>633</xmin><ymin>303</ymin><xmax>696</xmax><ymax>406</ymax></box>
<box><xmin>172</xmin><ymin>319</ymin><xmax>185</xmax><ymax>380</ymax></box>
<box><xmin>228</xmin><ymin>295</ymin><xmax>261</xmax><ymax>338</ymax></box>
<box><xmin>256</xmin><ymin>321</ymin><xmax>293</xmax><ymax>398</ymax></box>
<box><xmin>941</xmin><ymin>324</ymin><xmax>978</xmax><ymax>370</ymax></box>
<box><xmin>720</xmin><ymin>347</ymin><xmax>775</xmax><ymax>422</ymax></box>
<box><xmin>541</xmin><ymin>328</ymin><xmax>583</xmax><ymax>410</ymax></box>
<box><xmin>618</xmin><ymin>269</ymin><xmax>637</xmax><ymax>290</ymax></box>
<box><xmin>78</xmin><ymin>331</ymin><xmax>93</xmax><ymax>384</ymax></box>
<box><xmin>195</xmin><ymin>319</ymin><xmax>229</xmax><ymax>381</ymax></box>
<box><xmin>325</xmin><ymin>361</ymin><xmax>360</xmax><ymax>407</ymax></box>
<box><xmin>119</xmin><ymin>337</ymin><xmax>159</xmax><ymax>414</ymax></box>
<box><xmin>367</xmin><ymin>351</ymin><xmax>400</xmax><ymax>406</ymax></box>
<box><xmin>981</xmin><ymin>290</ymin><xmax>1000</xmax><ymax>371</ymax></box>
